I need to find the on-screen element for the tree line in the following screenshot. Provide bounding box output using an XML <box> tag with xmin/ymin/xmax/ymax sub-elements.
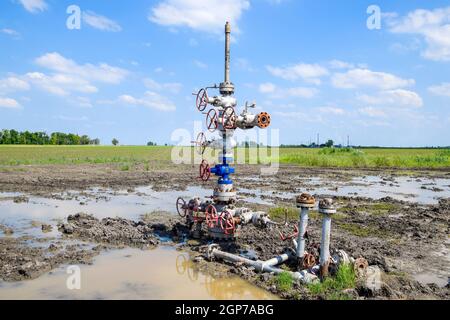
<box><xmin>0</xmin><ymin>129</ymin><xmax>100</xmax><ymax>145</ymax></box>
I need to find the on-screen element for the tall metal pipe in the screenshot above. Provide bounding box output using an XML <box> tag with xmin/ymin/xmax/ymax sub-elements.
<box><xmin>295</xmin><ymin>194</ymin><xmax>315</xmax><ymax>260</ymax></box>
<box><xmin>296</xmin><ymin>207</ymin><xmax>309</xmax><ymax>258</ymax></box>
<box><xmin>318</xmin><ymin>199</ymin><xmax>336</xmax><ymax>279</ymax></box>
<box><xmin>224</xmin><ymin>21</ymin><xmax>231</xmax><ymax>84</ymax></box>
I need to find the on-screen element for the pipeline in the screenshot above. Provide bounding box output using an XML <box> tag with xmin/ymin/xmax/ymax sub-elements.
<box><xmin>207</xmin><ymin>245</ymin><xmax>318</xmax><ymax>284</ymax></box>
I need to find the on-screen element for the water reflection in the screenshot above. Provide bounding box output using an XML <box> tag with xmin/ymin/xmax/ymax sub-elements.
<box><xmin>174</xmin><ymin>253</ymin><xmax>275</xmax><ymax>300</ymax></box>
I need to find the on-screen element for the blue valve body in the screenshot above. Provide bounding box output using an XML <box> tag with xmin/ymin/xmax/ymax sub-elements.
<box><xmin>210</xmin><ymin>157</ymin><xmax>235</xmax><ymax>185</ymax></box>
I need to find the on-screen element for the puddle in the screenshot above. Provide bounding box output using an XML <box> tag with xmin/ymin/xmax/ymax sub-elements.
<box><xmin>0</xmin><ymin>247</ymin><xmax>277</xmax><ymax>300</ymax></box>
<box><xmin>240</xmin><ymin>176</ymin><xmax>450</xmax><ymax>205</ymax></box>
<box><xmin>303</xmin><ymin>176</ymin><xmax>450</xmax><ymax>204</ymax></box>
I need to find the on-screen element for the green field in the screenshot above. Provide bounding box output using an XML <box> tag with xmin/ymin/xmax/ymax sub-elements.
<box><xmin>0</xmin><ymin>145</ymin><xmax>449</xmax><ymax>169</ymax></box>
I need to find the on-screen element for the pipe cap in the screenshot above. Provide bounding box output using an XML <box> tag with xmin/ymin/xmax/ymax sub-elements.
<box><xmin>296</xmin><ymin>193</ymin><xmax>315</xmax><ymax>208</ymax></box>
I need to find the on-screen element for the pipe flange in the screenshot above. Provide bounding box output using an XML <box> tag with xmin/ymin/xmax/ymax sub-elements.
<box><xmin>206</xmin><ymin>244</ymin><xmax>219</xmax><ymax>261</ymax></box>
<box><xmin>354</xmin><ymin>257</ymin><xmax>369</xmax><ymax>276</ymax></box>
<box><xmin>318</xmin><ymin>198</ymin><xmax>336</xmax><ymax>215</ymax></box>
<box><xmin>302</xmin><ymin>253</ymin><xmax>316</xmax><ymax>269</ymax></box>
<box><xmin>296</xmin><ymin>193</ymin><xmax>316</xmax><ymax>208</ymax></box>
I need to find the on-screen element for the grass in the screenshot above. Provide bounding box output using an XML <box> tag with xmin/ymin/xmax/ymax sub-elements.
<box><xmin>308</xmin><ymin>263</ymin><xmax>356</xmax><ymax>300</ymax></box>
<box><xmin>275</xmin><ymin>272</ymin><xmax>294</xmax><ymax>292</ymax></box>
<box><xmin>277</xmin><ymin>147</ymin><xmax>450</xmax><ymax>168</ymax></box>
<box><xmin>0</xmin><ymin>145</ymin><xmax>448</xmax><ymax>169</ymax></box>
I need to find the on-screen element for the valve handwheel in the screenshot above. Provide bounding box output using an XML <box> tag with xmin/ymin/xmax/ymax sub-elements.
<box><xmin>279</xmin><ymin>224</ymin><xmax>299</xmax><ymax>241</ymax></box>
<box><xmin>205</xmin><ymin>205</ymin><xmax>218</xmax><ymax>228</ymax></box>
<box><xmin>222</xmin><ymin>107</ymin><xmax>237</xmax><ymax>130</ymax></box>
<box><xmin>196</xmin><ymin>88</ymin><xmax>208</xmax><ymax>112</ymax></box>
<box><xmin>219</xmin><ymin>211</ymin><xmax>236</xmax><ymax>235</ymax></box>
<box><xmin>199</xmin><ymin>159</ymin><xmax>211</xmax><ymax>182</ymax></box>
<box><xmin>206</xmin><ymin>109</ymin><xmax>218</xmax><ymax>132</ymax></box>
<box><xmin>195</xmin><ymin>132</ymin><xmax>207</xmax><ymax>155</ymax></box>
<box><xmin>176</xmin><ymin>197</ymin><xmax>187</xmax><ymax>218</ymax></box>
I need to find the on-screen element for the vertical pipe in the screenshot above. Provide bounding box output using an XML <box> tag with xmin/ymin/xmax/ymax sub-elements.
<box><xmin>296</xmin><ymin>207</ymin><xmax>308</xmax><ymax>258</ymax></box>
<box><xmin>319</xmin><ymin>215</ymin><xmax>331</xmax><ymax>277</ymax></box>
<box><xmin>224</xmin><ymin>22</ymin><xmax>231</xmax><ymax>84</ymax></box>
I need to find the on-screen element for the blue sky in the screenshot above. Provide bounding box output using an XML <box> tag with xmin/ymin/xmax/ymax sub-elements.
<box><xmin>0</xmin><ymin>0</ymin><xmax>449</xmax><ymax>147</ymax></box>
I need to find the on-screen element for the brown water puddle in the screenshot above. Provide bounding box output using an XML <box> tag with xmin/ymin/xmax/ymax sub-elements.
<box><xmin>0</xmin><ymin>247</ymin><xmax>278</xmax><ymax>300</ymax></box>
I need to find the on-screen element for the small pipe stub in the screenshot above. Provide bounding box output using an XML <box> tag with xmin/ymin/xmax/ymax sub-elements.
<box><xmin>318</xmin><ymin>198</ymin><xmax>336</xmax><ymax>215</ymax></box>
<box><xmin>296</xmin><ymin>193</ymin><xmax>315</xmax><ymax>208</ymax></box>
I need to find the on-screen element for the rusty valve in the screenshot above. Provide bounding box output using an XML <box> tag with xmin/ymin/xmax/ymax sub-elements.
<box><xmin>196</xmin><ymin>88</ymin><xmax>209</xmax><ymax>112</ymax></box>
<box><xmin>279</xmin><ymin>224</ymin><xmax>299</xmax><ymax>242</ymax></box>
<box><xmin>199</xmin><ymin>160</ymin><xmax>211</xmax><ymax>182</ymax></box>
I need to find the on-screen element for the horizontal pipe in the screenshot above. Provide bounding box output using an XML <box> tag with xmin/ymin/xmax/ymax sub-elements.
<box><xmin>209</xmin><ymin>247</ymin><xmax>317</xmax><ymax>283</ymax></box>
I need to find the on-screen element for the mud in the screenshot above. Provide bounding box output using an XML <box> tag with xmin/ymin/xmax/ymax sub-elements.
<box><xmin>0</xmin><ymin>236</ymin><xmax>102</xmax><ymax>282</ymax></box>
<box><xmin>0</xmin><ymin>163</ymin><xmax>449</xmax><ymax>300</ymax></box>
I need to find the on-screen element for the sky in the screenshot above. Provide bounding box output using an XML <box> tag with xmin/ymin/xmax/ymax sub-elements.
<box><xmin>0</xmin><ymin>0</ymin><xmax>449</xmax><ymax>147</ymax></box>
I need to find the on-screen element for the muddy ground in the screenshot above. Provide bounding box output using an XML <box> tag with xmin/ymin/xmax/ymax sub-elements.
<box><xmin>0</xmin><ymin>163</ymin><xmax>449</xmax><ymax>300</ymax></box>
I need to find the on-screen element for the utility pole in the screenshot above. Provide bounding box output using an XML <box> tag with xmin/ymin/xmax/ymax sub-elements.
<box><xmin>347</xmin><ymin>135</ymin><xmax>350</xmax><ymax>148</ymax></box>
<box><xmin>317</xmin><ymin>134</ymin><xmax>320</xmax><ymax>148</ymax></box>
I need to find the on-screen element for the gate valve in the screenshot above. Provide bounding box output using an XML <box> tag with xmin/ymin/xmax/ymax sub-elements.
<box><xmin>199</xmin><ymin>160</ymin><xmax>211</xmax><ymax>182</ymax></box>
<box><xmin>219</xmin><ymin>210</ymin><xmax>236</xmax><ymax>235</ymax></box>
<box><xmin>279</xmin><ymin>224</ymin><xmax>299</xmax><ymax>242</ymax></box>
<box><xmin>206</xmin><ymin>109</ymin><xmax>218</xmax><ymax>132</ymax></box>
<box><xmin>222</xmin><ymin>107</ymin><xmax>237</xmax><ymax>130</ymax></box>
<box><xmin>196</xmin><ymin>88</ymin><xmax>209</xmax><ymax>112</ymax></box>
<box><xmin>205</xmin><ymin>205</ymin><xmax>219</xmax><ymax>228</ymax></box>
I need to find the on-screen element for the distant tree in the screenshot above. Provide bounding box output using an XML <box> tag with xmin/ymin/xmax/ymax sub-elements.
<box><xmin>112</xmin><ymin>138</ymin><xmax>119</xmax><ymax>146</ymax></box>
<box><xmin>147</xmin><ymin>141</ymin><xmax>157</xmax><ymax>146</ymax></box>
<box><xmin>325</xmin><ymin>139</ymin><xmax>334</xmax><ymax>148</ymax></box>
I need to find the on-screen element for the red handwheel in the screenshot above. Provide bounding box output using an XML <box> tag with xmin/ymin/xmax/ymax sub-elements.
<box><xmin>222</xmin><ymin>107</ymin><xmax>237</xmax><ymax>130</ymax></box>
<box><xmin>195</xmin><ymin>132</ymin><xmax>207</xmax><ymax>155</ymax></box>
<box><xmin>199</xmin><ymin>159</ymin><xmax>211</xmax><ymax>182</ymax></box>
<box><xmin>206</xmin><ymin>109</ymin><xmax>218</xmax><ymax>132</ymax></box>
<box><xmin>205</xmin><ymin>205</ymin><xmax>218</xmax><ymax>228</ymax></box>
<box><xmin>196</xmin><ymin>88</ymin><xmax>208</xmax><ymax>112</ymax></box>
<box><xmin>176</xmin><ymin>197</ymin><xmax>187</xmax><ymax>218</ymax></box>
<box><xmin>219</xmin><ymin>211</ymin><xmax>236</xmax><ymax>235</ymax></box>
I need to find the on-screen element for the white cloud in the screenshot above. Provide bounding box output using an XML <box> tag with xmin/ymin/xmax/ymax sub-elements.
<box><xmin>82</xmin><ymin>11</ymin><xmax>122</xmax><ymax>32</ymax></box>
<box><xmin>118</xmin><ymin>91</ymin><xmax>176</xmax><ymax>112</ymax></box>
<box><xmin>332</xmin><ymin>68</ymin><xmax>415</xmax><ymax>90</ymax></box>
<box><xmin>35</xmin><ymin>52</ymin><xmax>128</xmax><ymax>84</ymax></box>
<box><xmin>54</xmin><ymin>115</ymin><xmax>89</xmax><ymax>122</ymax></box>
<box><xmin>259</xmin><ymin>83</ymin><xmax>318</xmax><ymax>98</ymax></box>
<box><xmin>428</xmin><ymin>82</ymin><xmax>450</xmax><ymax>97</ymax></box>
<box><xmin>25</xmin><ymin>52</ymin><xmax>128</xmax><ymax>97</ymax></box>
<box><xmin>0</xmin><ymin>97</ymin><xmax>21</xmax><ymax>109</ymax></box>
<box><xmin>18</xmin><ymin>0</ymin><xmax>47</xmax><ymax>13</ymax></box>
<box><xmin>26</xmin><ymin>72</ymin><xmax>97</xmax><ymax>96</ymax></box>
<box><xmin>328</xmin><ymin>60</ymin><xmax>354</xmax><ymax>70</ymax></box>
<box><xmin>259</xmin><ymin>82</ymin><xmax>276</xmax><ymax>94</ymax></box>
<box><xmin>143</xmin><ymin>78</ymin><xmax>182</xmax><ymax>94</ymax></box>
<box><xmin>274</xmin><ymin>111</ymin><xmax>324</xmax><ymax>123</ymax></box>
<box><xmin>149</xmin><ymin>0</ymin><xmax>250</xmax><ymax>34</ymax></box>
<box><xmin>193</xmin><ymin>60</ymin><xmax>208</xmax><ymax>69</ymax></box>
<box><xmin>0</xmin><ymin>77</ymin><xmax>30</xmax><ymax>92</ymax></box>
<box><xmin>358</xmin><ymin>107</ymin><xmax>387</xmax><ymax>118</ymax></box>
<box><xmin>266</xmin><ymin>63</ymin><xmax>328</xmax><ymax>84</ymax></box>
<box><xmin>316</xmin><ymin>107</ymin><xmax>345</xmax><ymax>115</ymax></box>
<box><xmin>357</xmin><ymin>89</ymin><xmax>423</xmax><ymax>108</ymax></box>
<box><xmin>388</xmin><ymin>7</ymin><xmax>450</xmax><ymax>61</ymax></box>
<box><xmin>1</xmin><ymin>28</ymin><xmax>20</xmax><ymax>37</ymax></box>
<box><xmin>73</xmin><ymin>96</ymin><xmax>93</xmax><ymax>108</ymax></box>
